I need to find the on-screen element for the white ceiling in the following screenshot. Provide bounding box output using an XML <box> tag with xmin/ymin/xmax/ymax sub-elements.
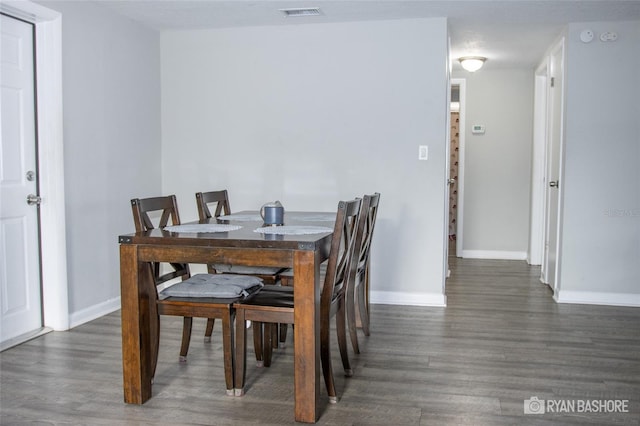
<box><xmin>94</xmin><ymin>0</ymin><xmax>640</xmax><ymax>70</ymax></box>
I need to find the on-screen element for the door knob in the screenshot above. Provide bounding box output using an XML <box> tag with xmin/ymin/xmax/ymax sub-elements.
<box><xmin>27</xmin><ymin>194</ymin><xmax>42</xmax><ymax>206</ymax></box>
<box><xmin>549</xmin><ymin>180</ymin><xmax>559</xmax><ymax>188</ymax></box>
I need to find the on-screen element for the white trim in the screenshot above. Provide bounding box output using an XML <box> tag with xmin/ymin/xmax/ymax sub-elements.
<box><xmin>555</xmin><ymin>291</ymin><xmax>640</xmax><ymax>307</ymax></box>
<box><xmin>462</xmin><ymin>250</ymin><xmax>528</xmax><ymax>260</ymax></box>
<box><xmin>371</xmin><ymin>291</ymin><xmax>447</xmax><ymax>307</ymax></box>
<box><xmin>528</xmin><ymin>63</ymin><xmax>548</xmax><ymax>266</ymax></box>
<box><xmin>544</xmin><ymin>38</ymin><xmax>567</xmax><ymax>294</ymax></box>
<box><xmin>0</xmin><ymin>327</ymin><xmax>52</xmax><ymax>352</ymax></box>
<box><xmin>1</xmin><ymin>1</ymin><xmax>69</xmax><ymax>331</ymax></box>
<box><xmin>69</xmin><ymin>297</ymin><xmax>121</xmax><ymax>329</ymax></box>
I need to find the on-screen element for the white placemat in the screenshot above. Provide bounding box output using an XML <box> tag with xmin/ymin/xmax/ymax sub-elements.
<box><xmin>288</xmin><ymin>214</ymin><xmax>335</xmax><ymax>222</ymax></box>
<box><xmin>217</xmin><ymin>214</ymin><xmax>262</xmax><ymax>221</ymax></box>
<box><xmin>254</xmin><ymin>225</ymin><xmax>333</xmax><ymax>235</ymax></box>
<box><xmin>164</xmin><ymin>224</ymin><xmax>242</xmax><ymax>233</ymax></box>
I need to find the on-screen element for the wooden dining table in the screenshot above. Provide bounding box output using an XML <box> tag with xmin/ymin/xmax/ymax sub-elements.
<box><xmin>118</xmin><ymin>211</ymin><xmax>334</xmax><ymax>423</ymax></box>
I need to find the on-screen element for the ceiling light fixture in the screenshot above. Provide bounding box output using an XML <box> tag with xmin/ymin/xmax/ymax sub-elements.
<box><xmin>280</xmin><ymin>7</ymin><xmax>322</xmax><ymax>17</ymax></box>
<box><xmin>459</xmin><ymin>56</ymin><xmax>487</xmax><ymax>72</ymax></box>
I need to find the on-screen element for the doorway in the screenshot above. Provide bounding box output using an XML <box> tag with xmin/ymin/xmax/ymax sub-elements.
<box><xmin>1</xmin><ymin>13</ymin><xmax>42</xmax><ymax>344</ymax></box>
<box><xmin>541</xmin><ymin>40</ymin><xmax>565</xmax><ymax>294</ymax></box>
<box><xmin>449</xmin><ymin>79</ymin><xmax>466</xmax><ymax>258</ymax></box>
<box><xmin>0</xmin><ymin>1</ymin><xmax>68</xmax><ymax>350</ymax></box>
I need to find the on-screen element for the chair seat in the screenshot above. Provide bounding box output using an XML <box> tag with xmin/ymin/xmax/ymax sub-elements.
<box><xmin>160</xmin><ymin>273</ymin><xmax>263</xmax><ymax>299</ymax></box>
<box><xmin>238</xmin><ymin>286</ymin><xmax>294</xmax><ymax>309</ymax></box>
<box><xmin>212</xmin><ymin>264</ymin><xmax>285</xmax><ymax>276</ymax></box>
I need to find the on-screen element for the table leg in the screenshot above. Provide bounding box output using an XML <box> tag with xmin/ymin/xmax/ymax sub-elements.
<box><xmin>120</xmin><ymin>244</ymin><xmax>152</xmax><ymax>404</ymax></box>
<box><xmin>293</xmin><ymin>250</ymin><xmax>321</xmax><ymax>423</ymax></box>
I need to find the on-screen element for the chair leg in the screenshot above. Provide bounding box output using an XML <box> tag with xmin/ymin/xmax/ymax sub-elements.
<box><xmin>150</xmin><ymin>307</ymin><xmax>160</xmax><ymax>382</ymax></box>
<box><xmin>234</xmin><ymin>309</ymin><xmax>247</xmax><ymax>396</ymax></box>
<box><xmin>336</xmin><ymin>300</ymin><xmax>352</xmax><ymax>377</ymax></box>
<box><xmin>279</xmin><ymin>323</ymin><xmax>288</xmax><ymax>346</ymax></box>
<box><xmin>221</xmin><ymin>310</ymin><xmax>235</xmax><ymax>396</ymax></box>
<box><xmin>204</xmin><ymin>318</ymin><xmax>215</xmax><ymax>342</ymax></box>
<box><xmin>253</xmin><ymin>321</ymin><xmax>264</xmax><ymax>367</ymax></box>
<box><xmin>271</xmin><ymin>323</ymin><xmax>279</xmax><ymax>349</ymax></box>
<box><xmin>346</xmin><ymin>279</ymin><xmax>360</xmax><ymax>355</ymax></box>
<box><xmin>179</xmin><ymin>317</ymin><xmax>193</xmax><ymax>363</ymax></box>
<box><xmin>263</xmin><ymin>323</ymin><xmax>274</xmax><ymax>367</ymax></box>
<box><xmin>357</xmin><ymin>280</ymin><xmax>370</xmax><ymax>336</ymax></box>
<box><xmin>145</xmin><ymin>265</ymin><xmax>160</xmax><ymax>381</ymax></box>
<box><xmin>363</xmin><ymin>266</ymin><xmax>371</xmax><ymax>336</ymax></box>
<box><xmin>321</xmin><ymin>314</ymin><xmax>337</xmax><ymax>404</ymax></box>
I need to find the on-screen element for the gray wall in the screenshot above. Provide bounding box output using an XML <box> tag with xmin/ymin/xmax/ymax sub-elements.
<box><xmin>160</xmin><ymin>18</ymin><xmax>450</xmax><ymax>305</ymax></box>
<box><xmin>558</xmin><ymin>20</ymin><xmax>640</xmax><ymax>302</ymax></box>
<box><xmin>40</xmin><ymin>1</ymin><xmax>162</xmax><ymax>322</ymax></box>
<box><xmin>34</xmin><ymin>4</ymin><xmax>639</xmax><ymax>323</ymax></box>
<box><xmin>452</xmin><ymin>69</ymin><xmax>534</xmax><ymax>258</ymax></box>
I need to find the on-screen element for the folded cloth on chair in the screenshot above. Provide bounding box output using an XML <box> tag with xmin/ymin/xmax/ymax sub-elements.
<box><xmin>159</xmin><ymin>274</ymin><xmax>263</xmax><ymax>299</ymax></box>
<box><xmin>212</xmin><ymin>264</ymin><xmax>283</xmax><ymax>275</ymax></box>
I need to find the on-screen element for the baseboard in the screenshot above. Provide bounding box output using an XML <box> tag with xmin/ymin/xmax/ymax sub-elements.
<box><xmin>555</xmin><ymin>290</ymin><xmax>640</xmax><ymax>307</ymax></box>
<box><xmin>462</xmin><ymin>250</ymin><xmax>528</xmax><ymax>260</ymax></box>
<box><xmin>69</xmin><ymin>297</ymin><xmax>121</xmax><ymax>329</ymax></box>
<box><xmin>1</xmin><ymin>327</ymin><xmax>52</xmax><ymax>352</ymax></box>
<box><xmin>371</xmin><ymin>291</ymin><xmax>446</xmax><ymax>307</ymax></box>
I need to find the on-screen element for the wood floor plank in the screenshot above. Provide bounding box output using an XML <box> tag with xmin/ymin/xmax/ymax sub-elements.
<box><xmin>1</xmin><ymin>254</ymin><xmax>639</xmax><ymax>425</ymax></box>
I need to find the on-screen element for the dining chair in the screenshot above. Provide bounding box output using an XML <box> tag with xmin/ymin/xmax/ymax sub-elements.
<box><xmin>233</xmin><ymin>198</ymin><xmax>362</xmax><ymax>403</ymax></box>
<box><xmin>346</xmin><ymin>192</ymin><xmax>380</xmax><ymax>354</ymax></box>
<box><xmin>196</xmin><ymin>189</ymin><xmax>288</xmax><ymax>355</ymax></box>
<box><xmin>196</xmin><ymin>190</ymin><xmax>285</xmax><ymax>285</ymax></box>
<box><xmin>130</xmin><ymin>195</ymin><xmax>215</xmax><ymax>367</ymax></box>
<box><xmin>156</xmin><ymin>273</ymin><xmax>264</xmax><ymax>395</ymax></box>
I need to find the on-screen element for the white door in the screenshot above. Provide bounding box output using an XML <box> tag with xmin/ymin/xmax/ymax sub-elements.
<box><xmin>542</xmin><ymin>42</ymin><xmax>564</xmax><ymax>291</ymax></box>
<box><xmin>1</xmin><ymin>14</ymin><xmax>43</xmax><ymax>343</ymax></box>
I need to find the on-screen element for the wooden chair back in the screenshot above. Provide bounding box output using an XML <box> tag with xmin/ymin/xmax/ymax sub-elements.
<box><xmin>131</xmin><ymin>195</ymin><xmax>181</xmax><ymax>232</ymax></box>
<box><xmin>322</xmin><ymin>199</ymin><xmax>362</xmax><ymax>311</ymax></box>
<box><xmin>355</xmin><ymin>192</ymin><xmax>380</xmax><ymax>277</ymax></box>
<box><xmin>130</xmin><ymin>195</ymin><xmax>189</xmax><ymax>284</ymax></box>
<box><xmin>345</xmin><ymin>193</ymin><xmax>380</xmax><ymax>352</ymax></box>
<box><xmin>195</xmin><ymin>190</ymin><xmax>231</xmax><ymax>220</ymax></box>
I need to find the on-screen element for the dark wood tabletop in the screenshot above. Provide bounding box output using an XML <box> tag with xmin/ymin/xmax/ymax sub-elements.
<box><xmin>119</xmin><ymin>211</ymin><xmax>335</xmax><ymax>250</ymax></box>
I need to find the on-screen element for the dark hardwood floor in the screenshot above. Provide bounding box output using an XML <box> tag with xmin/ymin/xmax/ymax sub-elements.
<box><xmin>2</xmin><ymin>255</ymin><xmax>639</xmax><ymax>425</ymax></box>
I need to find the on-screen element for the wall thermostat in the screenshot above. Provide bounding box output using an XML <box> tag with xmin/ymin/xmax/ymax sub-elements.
<box><xmin>471</xmin><ymin>124</ymin><xmax>485</xmax><ymax>134</ymax></box>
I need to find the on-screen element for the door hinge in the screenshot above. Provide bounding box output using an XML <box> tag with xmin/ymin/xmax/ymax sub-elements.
<box><xmin>550</xmin><ymin>77</ymin><xmax>555</xmax><ymax>88</ymax></box>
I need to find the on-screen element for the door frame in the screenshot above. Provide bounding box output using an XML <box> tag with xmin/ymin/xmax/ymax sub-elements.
<box><xmin>529</xmin><ymin>62</ymin><xmax>548</xmax><ymax>266</ymax></box>
<box><xmin>450</xmin><ymin>78</ymin><xmax>466</xmax><ymax>258</ymax></box>
<box><xmin>540</xmin><ymin>38</ymin><xmax>566</xmax><ymax>295</ymax></box>
<box><xmin>1</xmin><ymin>1</ymin><xmax>68</xmax><ymax>331</ymax></box>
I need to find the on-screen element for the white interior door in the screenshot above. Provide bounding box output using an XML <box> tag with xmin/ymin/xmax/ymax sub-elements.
<box><xmin>1</xmin><ymin>14</ymin><xmax>43</xmax><ymax>343</ymax></box>
<box><xmin>542</xmin><ymin>41</ymin><xmax>564</xmax><ymax>291</ymax></box>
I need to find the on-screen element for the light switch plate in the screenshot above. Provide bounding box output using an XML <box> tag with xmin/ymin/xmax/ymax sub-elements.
<box><xmin>419</xmin><ymin>145</ymin><xmax>428</xmax><ymax>160</ymax></box>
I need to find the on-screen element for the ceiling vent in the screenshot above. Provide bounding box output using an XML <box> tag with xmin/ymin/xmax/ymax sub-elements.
<box><xmin>280</xmin><ymin>7</ymin><xmax>322</xmax><ymax>17</ymax></box>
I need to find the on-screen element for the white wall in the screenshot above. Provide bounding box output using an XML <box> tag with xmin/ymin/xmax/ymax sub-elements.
<box><xmin>40</xmin><ymin>1</ymin><xmax>162</xmax><ymax>323</ymax></box>
<box><xmin>452</xmin><ymin>69</ymin><xmax>534</xmax><ymax>259</ymax></box>
<box><xmin>557</xmin><ymin>20</ymin><xmax>640</xmax><ymax>305</ymax></box>
<box><xmin>161</xmin><ymin>18</ymin><xmax>450</xmax><ymax>305</ymax></box>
